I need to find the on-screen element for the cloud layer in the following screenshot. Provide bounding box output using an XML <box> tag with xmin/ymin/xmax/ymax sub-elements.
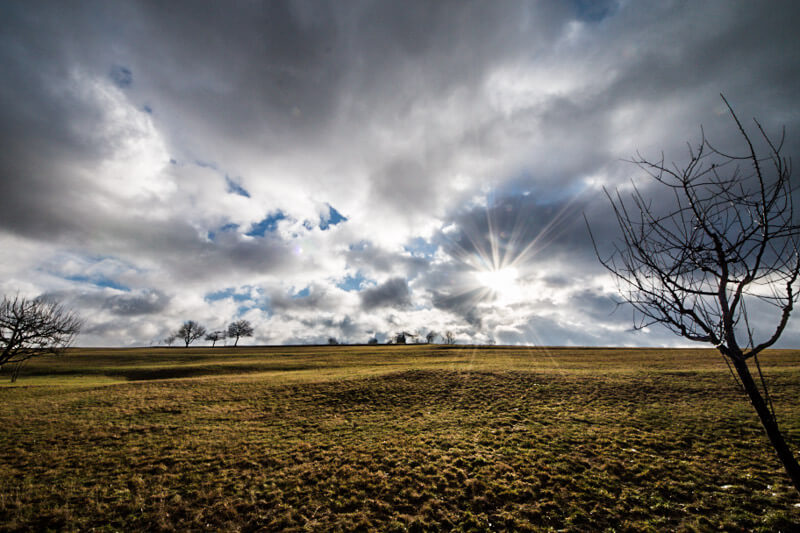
<box><xmin>1</xmin><ymin>1</ymin><xmax>799</xmax><ymax>347</ymax></box>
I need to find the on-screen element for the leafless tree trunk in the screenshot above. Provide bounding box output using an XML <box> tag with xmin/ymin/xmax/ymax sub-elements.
<box><xmin>589</xmin><ymin>95</ymin><xmax>800</xmax><ymax>493</ymax></box>
<box><xmin>205</xmin><ymin>330</ymin><xmax>225</xmax><ymax>347</ymax></box>
<box><xmin>176</xmin><ymin>320</ymin><xmax>207</xmax><ymax>347</ymax></box>
<box><xmin>227</xmin><ymin>320</ymin><xmax>254</xmax><ymax>347</ymax></box>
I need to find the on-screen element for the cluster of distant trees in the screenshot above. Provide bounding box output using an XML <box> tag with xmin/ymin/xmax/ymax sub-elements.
<box><xmin>361</xmin><ymin>330</ymin><xmax>457</xmax><ymax>346</ymax></box>
<box><xmin>165</xmin><ymin>323</ymin><xmax>466</xmax><ymax>348</ymax></box>
<box><xmin>163</xmin><ymin>319</ymin><xmax>254</xmax><ymax>348</ymax></box>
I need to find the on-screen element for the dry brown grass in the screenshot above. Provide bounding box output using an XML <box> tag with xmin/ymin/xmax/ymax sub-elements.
<box><xmin>1</xmin><ymin>345</ymin><xmax>799</xmax><ymax>531</ymax></box>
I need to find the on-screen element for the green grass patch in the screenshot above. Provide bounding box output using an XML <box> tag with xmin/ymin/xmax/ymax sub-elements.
<box><xmin>1</xmin><ymin>346</ymin><xmax>799</xmax><ymax>530</ymax></box>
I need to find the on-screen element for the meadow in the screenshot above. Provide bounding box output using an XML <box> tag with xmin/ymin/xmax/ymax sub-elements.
<box><xmin>1</xmin><ymin>345</ymin><xmax>799</xmax><ymax>531</ymax></box>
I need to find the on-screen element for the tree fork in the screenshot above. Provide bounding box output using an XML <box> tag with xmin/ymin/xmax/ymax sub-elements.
<box><xmin>732</xmin><ymin>356</ymin><xmax>800</xmax><ymax>493</ymax></box>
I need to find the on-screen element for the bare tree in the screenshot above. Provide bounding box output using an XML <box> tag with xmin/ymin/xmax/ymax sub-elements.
<box><xmin>328</xmin><ymin>336</ymin><xmax>339</xmax><ymax>345</ymax></box>
<box><xmin>0</xmin><ymin>295</ymin><xmax>81</xmax><ymax>382</ymax></box>
<box><xmin>443</xmin><ymin>331</ymin><xmax>456</xmax><ymax>345</ymax></box>
<box><xmin>227</xmin><ymin>320</ymin><xmax>254</xmax><ymax>347</ymax></box>
<box><xmin>426</xmin><ymin>331</ymin><xmax>438</xmax><ymax>344</ymax></box>
<box><xmin>176</xmin><ymin>320</ymin><xmax>207</xmax><ymax>348</ymax></box>
<box><xmin>163</xmin><ymin>334</ymin><xmax>177</xmax><ymax>347</ymax></box>
<box><xmin>395</xmin><ymin>331</ymin><xmax>418</xmax><ymax>344</ymax></box>
<box><xmin>590</xmin><ymin>95</ymin><xmax>800</xmax><ymax>493</ymax></box>
<box><xmin>205</xmin><ymin>330</ymin><xmax>225</xmax><ymax>347</ymax></box>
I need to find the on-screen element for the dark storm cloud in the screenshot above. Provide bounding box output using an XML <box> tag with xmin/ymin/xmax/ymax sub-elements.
<box><xmin>89</xmin><ymin>217</ymin><xmax>300</xmax><ymax>283</ymax></box>
<box><xmin>345</xmin><ymin>242</ymin><xmax>429</xmax><ymax>278</ymax></box>
<box><xmin>369</xmin><ymin>158</ymin><xmax>437</xmax><ymax>220</ymax></box>
<box><xmin>41</xmin><ymin>288</ymin><xmax>169</xmax><ymax>317</ymax></box>
<box><xmin>81</xmin><ymin>0</ymin><xmax>566</xmax><ymax>158</ymax></box>
<box><xmin>437</xmin><ymin>191</ymin><xmax>602</xmax><ymax>269</ymax></box>
<box><xmin>104</xmin><ymin>289</ymin><xmax>170</xmax><ymax>316</ymax></box>
<box><xmin>360</xmin><ymin>277</ymin><xmax>411</xmax><ymax>310</ymax></box>
<box><xmin>301</xmin><ymin>315</ymin><xmax>359</xmax><ymax>339</ymax></box>
<box><xmin>431</xmin><ymin>288</ymin><xmax>487</xmax><ymax>327</ymax></box>
<box><xmin>492</xmin><ymin>314</ymin><xmax>604</xmax><ymax>346</ymax></box>
<box><xmin>2</xmin><ymin>0</ymin><xmax>799</xmax><ymax>243</ymax></box>
<box><xmin>269</xmin><ymin>284</ymin><xmax>343</xmax><ymax>313</ymax></box>
<box><xmin>567</xmin><ymin>289</ymin><xmax>620</xmax><ymax>322</ymax></box>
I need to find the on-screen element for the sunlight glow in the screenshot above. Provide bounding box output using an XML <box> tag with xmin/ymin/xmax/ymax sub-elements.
<box><xmin>475</xmin><ymin>267</ymin><xmax>519</xmax><ymax>297</ymax></box>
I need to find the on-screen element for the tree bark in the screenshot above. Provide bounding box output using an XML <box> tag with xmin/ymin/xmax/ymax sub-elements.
<box><xmin>10</xmin><ymin>360</ymin><xmax>22</xmax><ymax>383</ymax></box>
<box><xmin>732</xmin><ymin>357</ymin><xmax>800</xmax><ymax>493</ymax></box>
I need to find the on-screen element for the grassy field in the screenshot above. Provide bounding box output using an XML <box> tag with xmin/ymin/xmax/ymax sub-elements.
<box><xmin>1</xmin><ymin>345</ymin><xmax>800</xmax><ymax>531</ymax></box>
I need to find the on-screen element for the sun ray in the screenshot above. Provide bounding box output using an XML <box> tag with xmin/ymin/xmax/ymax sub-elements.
<box><xmin>438</xmin><ymin>185</ymin><xmax>589</xmax><ymax>333</ymax></box>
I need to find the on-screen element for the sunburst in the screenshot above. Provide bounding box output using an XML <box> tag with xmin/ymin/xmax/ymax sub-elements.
<box><xmin>440</xmin><ymin>187</ymin><xmax>586</xmax><ymax>319</ymax></box>
<box><xmin>474</xmin><ymin>266</ymin><xmax>519</xmax><ymax>300</ymax></box>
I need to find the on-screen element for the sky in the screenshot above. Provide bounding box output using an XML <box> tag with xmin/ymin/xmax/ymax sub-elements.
<box><xmin>1</xmin><ymin>0</ymin><xmax>799</xmax><ymax>347</ymax></box>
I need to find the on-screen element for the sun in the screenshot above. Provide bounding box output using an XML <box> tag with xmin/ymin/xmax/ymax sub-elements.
<box><xmin>474</xmin><ymin>267</ymin><xmax>519</xmax><ymax>298</ymax></box>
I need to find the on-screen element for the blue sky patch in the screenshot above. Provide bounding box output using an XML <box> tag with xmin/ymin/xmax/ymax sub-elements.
<box><xmin>319</xmin><ymin>204</ymin><xmax>347</xmax><ymax>230</ymax></box>
<box><xmin>65</xmin><ymin>274</ymin><xmax>129</xmax><ymax>292</ymax></box>
<box><xmin>207</xmin><ymin>223</ymin><xmax>239</xmax><ymax>241</ymax></box>
<box><xmin>337</xmin><ymin>272</ymin><xmax>369</xmax><ymax>292</ymax></box>
<box><xmin>205</xmin><ymin>287</ymin><xmax>252</xmax><ymax>302</ymax></box>
<box><xmin>246</xmin><ymin>211</ymin><xmax>286</xmax><ymax>237</ymax></box>
<box><xmin>195</xmin><ymin>160</ymin><xmax>218</xmax><ymax>170</ymax></box>
<box><xmin>404</xmin><ymin>237</ymin><xmax>438</xmax><ymax>258</ymax></box>
<box><xmin>109</xmin><ymin>65</ymin><xmax>133</xmax><ymax>88</ymax></box>
<box><xmin>225</xmin><ymin>175</ymin><xmax>250</xmax><ymax>197</ymax></box>
<box><xmin>292</xmin><ymin>286</ymin><xmax>310</xmax><ymax>298</ymax></box>
<box><xmin>205</xmin><ymin>287</ymin><xmax>271</xmax><ymax>316</ymax></box>
<box><xmin>572</xmin><ymin>0</ymin><xmax>616</xmax><ymax>22</ymax></box>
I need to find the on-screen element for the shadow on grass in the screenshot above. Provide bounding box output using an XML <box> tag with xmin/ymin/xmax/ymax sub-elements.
<box><xmin>6</xmin><ymin>364</ymin><xmax>319</xmax><ymax>382</ymax></box>
<box><xmin>108</xmin><ymin>364</ymin><xmax>318</xmax><ymax>381</ymax></box>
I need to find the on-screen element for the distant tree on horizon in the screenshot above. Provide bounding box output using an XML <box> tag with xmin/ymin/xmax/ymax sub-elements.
<box><xmin>163</xmin><ymin>334</ymin><xmax>177</xmax><ymax>347</ymax></box>
<box><xmin>205</xmin><ymin>330</ymin><xmax>225</xmax><ymax>347</ymax></box>
<box><xmin>426</xmin><ymin>331</ymin><xmax>437</xmax><ymax>344</ymax></box>
<box><xmin>367</xmin><ymin>337</ymin><xmax>378</xmax><ymax>345</ymax></box>
<box><xmin>176</xmin><ymin>321</ymin><xmax>207</xmax><ymax>348</ymax></box>
<box><xmin>227</xmin><ymin>320</ymin><xmax>254</xmax><ymax>347</ymax></box>
<box><xmin>443</xmin><ymin>331</ymin><xmax>456</xmax><ymax>345</ymax></box>
<box><xmin>328</xmin><ymin>337</ymin><xmax>339</xmax><ymax>345</ymax></box>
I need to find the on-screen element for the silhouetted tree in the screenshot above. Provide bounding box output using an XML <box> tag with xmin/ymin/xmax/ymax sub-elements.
<box><xmin>367</xmin><ymin>337</ymin><xmax>379</xmax><ymax>345</ymax></box>
<box><xmin>227</xmin><ymin>320</ymin><xmax>254</xmax><ymax>347</ymax></box>
<box><xmin>205</xmin><ymin>330</ymin><xmax>225</xmax><ymax>347</ymax></box>
<box><xmin>590</xmin><ymin>96</ymin><xmax>800</xmax><ymax>493</ymax></box>
<box><xmin>164</xmin><ymin>334</ymin><xmax>177</xmax><ymax>347</ymax></box>
<box><xmin>395</xmin><ymin>331</ymin><xmax>418</xmax><ymax>344</ymax></box>
<box><xmin>328</xmin><ymin>337</ymin><xmax>339</xmax><ymax>345</ymax></box>
<box><xmin>176</xmin><ymin>320</ymin><xmax>207</xmax><ymax>348</ymax></box>
<box><xmin>443</xmin><ymin>331</ymin><xmax>456</xmax><ymax>345</ymax></box>
<box><xmin>0</xmin><ymin>295</ymin><xmax>81</xmax><ymax>382</ymax></box>
<box><xmin>426</xmin><ymin>331</ymin><xmax>437</xmax><ymax>344</ymax></box>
